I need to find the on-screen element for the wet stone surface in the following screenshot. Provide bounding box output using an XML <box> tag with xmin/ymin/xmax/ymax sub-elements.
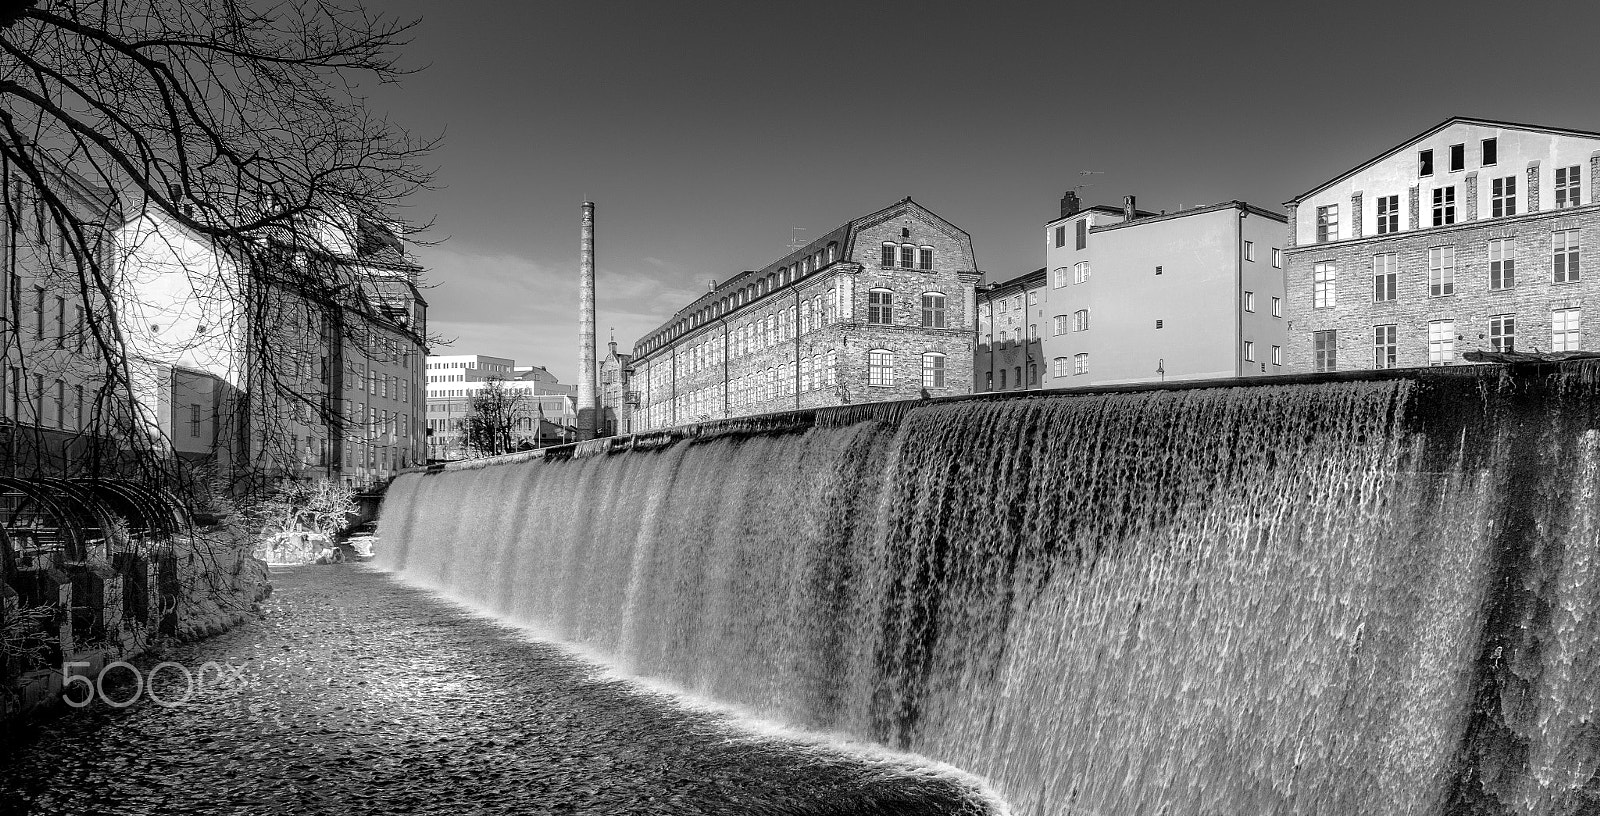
<box><xmin>0</xmin><ymin>565</ymin><xmax>990</xmax><ymax>816</ymax></box>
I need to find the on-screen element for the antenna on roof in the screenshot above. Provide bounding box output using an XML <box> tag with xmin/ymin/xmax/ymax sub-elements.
<box><xmin>1079</xmin><ymin>170</ymin><xmax>1104</xmax><ymax>176</ymax></box>
<box><xmin>786</xmin><ymin>227</ymin><xmax>808</xmax><ymax>252</ymax></box>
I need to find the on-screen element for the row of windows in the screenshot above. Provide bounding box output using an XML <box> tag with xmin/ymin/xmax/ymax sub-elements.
<box><xmin>640</xmin><ymin>243</ymin><xmax>842</xmax><ymax>353</ymax></box>
<box><xmin>349</xmin><ymin>369</ymin><xmax>410</xmax><ymax>402</ymax></box>
<box><xmin>1314</xmin><ymin>168</ymin><xmax>1584</xmax><ymax>243</ymax></box>
<box><xmin>14</xmin><ymin>284</ymin><xmax>89</xmax><ymax>352</ymax></box>
<box><xmin>1052</xmin><ymin>220</ymin><xmax>1089</xmax><ymax>250</ymax></box>
<box><xmin>341</xmin><ymin>402</ymin><xmax>413</xmax><ymax>439</ymax></box>
<box><xmin>879</xmin><ymin>243</ymin><xmax>934</xmax><ymax>270</ymax></box>
<box><xmin>866</xmin><ymin>350</ymin><xmax>947</xmax><ymax>388</ymax></box>
<box><xmin>866</xmin><ymin>290</ymin><xmax>948</xmax><ymax>328</ymax></box>
<box><xmin>1313</xmin><ymin>231</ymin><xmax>1582</xmax><ymax>308</ymax></box>
<box><xmin>2</xmin><ymin>369</ymin><xmax>88</xmax><ymax>431</ymax></box>
<box><xmin>1313</xmin><ymin>308</ymin><xmax>1584</xmax><ymax>372</ymax></box>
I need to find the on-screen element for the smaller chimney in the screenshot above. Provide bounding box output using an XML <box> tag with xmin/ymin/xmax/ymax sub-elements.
<box><xmin>1123</xmin><ymin>195</ymin><xmax>1137</xmax><ymax>221</ymax></box>
<box><xmin>1060</xmin><ymin>191</ymin><xmax>1082</xmax><ymax>218</ymax></box>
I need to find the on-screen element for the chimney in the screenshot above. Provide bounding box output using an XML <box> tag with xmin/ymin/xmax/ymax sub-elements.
<box><xmin>577</xmin><ymin>201</ymin><xmax>599</xmax><ymax>440</ymax></box>
<box><xmin>1123</xmin><ymin>195</ymin><xmax>1137</xmax><ymax>221</ymax></box>
<box><xmin>1060</xmin><ymin>191</ymin><xmax>1082</xmax><ymax>218</ymax></box>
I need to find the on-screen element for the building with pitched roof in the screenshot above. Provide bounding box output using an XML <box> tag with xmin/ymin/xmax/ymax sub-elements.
<box><xmin>1285</xmin><ymin>117</ymin><xmax>1600</xmax><ymax>371</ymax></box>
<box><xmin>629</xmin><ymin>198</ymin><xmax>980</xmax><ymax>431</ymax></box>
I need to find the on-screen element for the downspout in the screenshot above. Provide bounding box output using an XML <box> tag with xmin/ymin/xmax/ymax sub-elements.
<box><xmin>1237</xmin><ymin>205</ymin><xmax>1247</xmax><ymax>377</ymax></box>
<box><xmin>793</xmin><ymin>286</ymin><xmax>802</xmax><ymax>410</ymax></box>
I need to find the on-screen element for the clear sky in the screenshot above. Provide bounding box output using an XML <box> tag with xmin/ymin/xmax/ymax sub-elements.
<box><xmin>365</xmin><ymin>0</ymin><xmax>1600</xmax><ymax>384</ymax></box>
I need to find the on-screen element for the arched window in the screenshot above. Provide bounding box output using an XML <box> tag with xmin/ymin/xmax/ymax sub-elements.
<box><xmin>1073</xmin><ymin>261</ymin><xmax>1091</xmax><ymax>284</ymax></box>
<box><xmin>1074</xmin><ymin>353</ymin><xmax>1089</xmax><ymax>375</ymax></box>
<box><xmin>868</xmin><ymin>349</ymin><xmax>894</xmax><ymax>387</ymax></box>
<box><xmin>868</xmin><ymin>289</ymin><xmax>893</xmax><ymax>325</ymax></box>
<box><xmin>1052</xmin><ymin>315</ymin><xmax>1069</xmax><ymax>336</ymax></box>
<box><xmin>921</xmin><ymin>353</ymin><xmax>946</xmax><ymax>388</ymax></box>
<box><xmin>1053</xmin><ymin>357</ymin><xmax>1070</xmax><ymax>378</ymax></box>
<box><xmin>918</xmin><ymin>246</ymin><xmax>933</xmax><ymax>270</ymax></box>
<box><xmin>921</xmin><ymin>293</ymin><xmax>946</xmax><ymax>328</ymax></box>
<box><xmin>881</xmin><ymin>242</ymin><xmax>896</xmax><ymax>267</ymax></box>
<box><xmin>899</xmin><ymin>243</ymin><xmax>916</xmax><ymax>268</ymax></box>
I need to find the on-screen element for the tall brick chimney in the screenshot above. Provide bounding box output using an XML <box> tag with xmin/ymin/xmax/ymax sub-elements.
<box><xmin>577</xmin><ymin>201</ymin><xmax>598</xmax><ymax>441</ymax></box>
<box><xmin>1061</xmin><ymin>190</ymin><xmax>1082</xmax><ymax>218</ymax></box>
<box><xmin>1123</xmin><ymin>195</ymin><xmax>1137</xmax><ymax>221</ymax></box>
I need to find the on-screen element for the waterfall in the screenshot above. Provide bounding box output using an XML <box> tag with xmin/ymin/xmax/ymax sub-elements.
<box><xmin>378</xmin><ymin>367</ymin><xmax>1600</xmax><ymax>816</ymax></box>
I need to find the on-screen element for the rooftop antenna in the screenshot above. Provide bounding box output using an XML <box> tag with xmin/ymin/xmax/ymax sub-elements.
<box><xmin>786</xmin><ymin>227</ymin><xmax>808</xmax><ymax>252</ymax></box>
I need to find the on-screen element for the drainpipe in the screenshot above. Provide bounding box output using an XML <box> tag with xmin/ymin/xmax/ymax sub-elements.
<box><xmin>793</xmin><ymin>287</ymin><xmax>802</xmax><ymax>409</ymax></box>
<box><xmin>1237</xmin><ymin>205</ymin><xmax>1247</xmax><ymax>377</ymax></box>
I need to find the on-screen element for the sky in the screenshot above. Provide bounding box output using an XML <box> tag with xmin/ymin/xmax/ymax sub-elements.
<box><xmin>362</xmin><ymin>0</ymin><xmax>1600</xmax><ymax>384</ymax></box>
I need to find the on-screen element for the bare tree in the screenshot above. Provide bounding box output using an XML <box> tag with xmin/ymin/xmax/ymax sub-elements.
<box><xmin>0</xmin><ymin>0</ymin><xmax>437</xmax><ymax>495</ymax></box>
<box><xmin>459</xmin><ymin>378</ymin><xmax>526</xmax><ymax>458</ymax></box>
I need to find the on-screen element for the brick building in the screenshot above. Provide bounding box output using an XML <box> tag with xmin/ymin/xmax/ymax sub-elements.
<box><xmin>1285</xmin><ymin>117</ymin><xmax>1600</xmax><ymax>371</ymax></box>
<box><xmin>630</xmin><ymin>198</ymin><xmax>979</xmax><ymax>431</ymax></box>
<box><xmin>598</xmin><ymin>336</ymin><xmax>634</xmax><ymax>437</ymax></box>
<box><xmin>978</xmin><ymin>193</ymin><xmax>1288</xmax><ymax>390</ymax></box>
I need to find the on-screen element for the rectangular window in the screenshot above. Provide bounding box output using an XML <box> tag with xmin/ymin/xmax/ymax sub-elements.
<box><xmin>1074</xmin><ymin>262</ymin><xmax>1090</xmax><ymax>284</ymax></box>
<box><xmin>1429</xmin><ymin>246</ymin><xmax>1456</xmax><ymax>296</ymax></box>
<box><xmin>1492</xmin><ymin>176</ymin><xmax>1517</xmax><ymax>218</ymax></box>
<box><xmin>1272</xmin><ymin>345</ymin><xmax>1282</xmax><ymax>366</ymax></box>
<box><xmin>881</xmin><ymin>244</ymin><xmax>895</xmax><ymax>267</ymax></box>
<box><xmin>1428</xmin><ymin>319</ymin><xmax>1455</xmax><ymax>365</ymax></box>
<box><xmin>1553</xmin><ymin>307</ymin><xmax>1582</xmax><ymax>351</ymax></box>
<box><xmin>1376</xmin><ymin>195</ymin><xmax>1399</xmax><ymax>234</ymax></box>
<box><xmin>1052</xmin><ymin>357</ymin><xmax>1069</xmax><ymax>378</ymax></box>
<box><xmin>1419</xmin><ymin>149</ymin><xmax>1434</xmax><ymax>176</ymax></box>
<box><xmin>1271</xmin><ymin>296</ymin><xmax>1282</xmax><ymax>318</ymax></box>
<box><xmin>34</xmin><ymin>286</ymin><xmax>45</xmax><ymax>339</ymax></box>
<box><xmin>1244</xmin><ymin>241</ymin><xmax>1255</xmax><ymax>261</ymax></box>
<box><xmin>55</xmin><ymin>296</ymin><xmax>65</xmax><ymax>348</ymax></box>
<box><xmin>1374</xmin><ymin>324</ymin><xmax>1397</xmax><ymax>369</ymax></box>
<box><xmin>1482</xmin><ymin>138</ymin><xmax>1497</xmax><ymax>166</ymax></box>
<box><xmin>54</xmin><ymin>380</ymin><xmax>64</xmax><ymax>428</ymax></box>
<box><xmin>868</xmin><ymin>290</ymin><xmax>893</xmax><ymax>325</ymax></box>
<box><xmin>1373</xmin><ymin>253</ymin><xmax>1397</xmax><ymax>301</ymax></box>
<box><xmin>1313</xmin><ymin>262</ymin><xmax>1336</xmax><ymax>308</ymax></box>
<box><xmin>1316</xmin><ymin>204</ymin><xmax>1340</xmax><ymax>242</ymax></box>
<box><xmin>918</xmin><ymin>247</ymin><xmax>932</xmax><ymax>270</ymax></box>
<box><xmin>1449</xmin><ymin>143</ymin><xmax>1465</xmax><ymax>172</ymax></box>
<box><xmin>1556</xmin><ymin>165</ymin><xmax>1581</xmax><ymax>208</ymax></box>
<box><xmin>74</xmin><ymin>384</ymin><xmax>83</xmax><ymax>430</ymax></box>
<box><xmin>921</xmin><ymin>293</ymin><xmax>946</xmax><ymax>328</ymax></box>
<box><xmin>1272</xmin><ymin>248</ymin><xmax>1283</xmax><ymax>269</ymax></box>
<box><xmin>899</xmin><ymin>244</ymin><xmax>916</xmax><ymax>268</ymax></box>
<box><xmin>1075</xmin><ymin>219</ymin><xmax>1087</xmax><ymax>250</ymax></box>
<box><xmin>1313</xmin><ymin>330</ymin><xmax>1337</xmax><ymax>372</ymax></box>
<box><xmin>1054</xmin><ymin>225</ymin><xmax>1065</xmax><ymax>248</ymax></box>
<box><xmin>1244</xmin><ymin>291</ymin><xmax>1255</xmax><ymax>312</ymax></box>
<box><xmin>1554</xmin><ymin>229</ymin><xmax>1581</xmax><ymax>283</ymax></box>
<box><xmin>922</xmin><ymin>354</ymin><xmax>945</xmax><ymax>388</ymax></box>
<box><xmin>868</xmin><ymin>350</ymin><xmax>893</xmax><ymax>387</ymax></box>
<box><xmin>1052</xmin><ymin>267</ymin><xmax>1068</xmax><ymax>288</ymax></box>
<box><xmin>74</xmin><ymin>306</ymin><xmax>85</xmax><ymax>352</ymax></box>
<box><xmin>190</xmin><ymin>404</ymin><xmax>202</xmax><ymax>437</ymax></box>
<box><xmin>1243</xmin><ymin>340</ymin><xmax>1255</xmax><ymax>362</ymax></box>
<box><xmin>1489</xmin><ymin>314</ymin><xmax>1515</xmax><ymax>352</ymax></box>
<box><xmin>1052</xmin><ymin>315</ymin><xmax>1068</xmax><ymax>336</ymax></box>
<box><xmin>1073</xmin><ymin>353</ymin><xmax>1088</xmax><ymax>375</ymax></box>
<box><xmin>1489</xmin><ymin>238</ymin><xmax>1516</xmax><ymax>290</ymax></box>
<box><xmin>1432</xmin><ymin>187</ymin><xmax>1456</xmax><ymax>226</ymax></box>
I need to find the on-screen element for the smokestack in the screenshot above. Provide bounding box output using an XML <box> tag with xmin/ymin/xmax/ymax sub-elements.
<box><xmin>577</xmin><ymin>201</ymin><xmax>598</xmax><ymax>440</ymax></box>
<box><xmin>1123</xmin><ymin>195</ymin><xmax>1137</xmax><ymax>221</ymax></box>
<box><xmin>1060</xmin><ymin>191</ymin><xmax>1081</xmax><ymax>218</ymax></box>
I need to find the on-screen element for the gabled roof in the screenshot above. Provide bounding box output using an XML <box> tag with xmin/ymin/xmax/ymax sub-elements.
<box><xmin>1287</xmin><ymin>116</ymin><xmax>1600</xmax><ymax>204</ymax></box>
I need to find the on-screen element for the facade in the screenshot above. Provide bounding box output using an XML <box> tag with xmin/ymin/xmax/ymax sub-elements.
<box><xmin>978</xmin><ymin>194</ymin><xmax>1288</xmax><ymax>390</ymax></box>
<box><xmin>630</xmin><ymin>198</ymin><xmax>980</xmax><ymax>431</ymax></box>
<box><xmin>424</xmin><ymin>354</ymin><xmax>576</xmax><ymax>459</ymax></box>
<box><xmin>1286</xmin><ymin>117</ymin><xmax>1600</xmax><ymax>371</ymax></box>
<box><xmin>598</xmin><ymin>337</ymin><xmax>635</xmax><ymax>437</ymax></box>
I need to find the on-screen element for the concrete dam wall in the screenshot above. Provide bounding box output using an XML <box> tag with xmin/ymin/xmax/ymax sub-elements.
<box><xmin>377</xmin><ymin>364</ymin><xmax>1600</xmax><ymax>816</ymax></box>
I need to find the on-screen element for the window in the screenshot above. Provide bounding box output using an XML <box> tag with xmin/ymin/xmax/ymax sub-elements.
<box><xmin>1155</xmin><ymin>319</ymin><xmax>1164</xmax><ymax>329</ymax></box>
<box><xmin>985</xmin><ymin>371</ymin><xmax>993</xmax><ymax>391</ymax></box>
<box><xmin>1313</xmin><ymin>330</ymin><xmax>1337</xmax><ymax>372</ymax></box>
<box><xmin>868</xmin><ymin>289</ymin><xmax>893</xmax><ymax>325</ymax></box>
<box><xmin>34</xmin><ymin>286</ymin><xmax>44</xmax><ymax>339</ymax></box>
<box><xmin>998</xmin><ymin>369</ymin><xmax>1007</xmax><ymax>389</ymax></box>
<box><xmin>54</xmin><ymin>380</ymin><xmax>64</xmax><ymax>428</ymax></box>
<box><xmin>1449</xmin><ymin>143</ymin><xmax>1465</xmax><ymax>172</ymax></box>
<box><xmin>1073</xmin><ymin>353</ymin><xmax>1088</xmax><ymax>375</ymax></box>
<box><xmin>1245</xmin><ymin>241</ymin><xmax>1255</xmax><ymax>261</ymax></box>
<box><xmin>1374</xmin><ymin>324</ymin><xmax>1397</xmax><ymax>369</ymax></box>
<box><xmin>1244</xmin><ymin>291</ymin><xmax>1255</xmax><ymax>312</ymax></box>
<box><xmin>922</xmin><ymin>353</ymin><xmax>946</xmax><ymax>388</ymax></box>
<box><xmin>1027</xmin><ymin>291</ymin><xmax>1038</xmax><ymax>305</ymax></box>
<box><xmin>1072</xmin><ymin>309</ymin><xmax>1089</xmax><ymax>332</ymax></box>
<box><xmin>1377</xmin><ymin>195</ymin><xmax>1399</xmax><ymax>234</ymax></box>
<box><xmin>54</xmin><ymin>296</ymin><xmax>64</xmax><ymax>348</ymax></box>
<box><xmin>1073</xmin><ymin>261</ymin><xmax>1090</xmax><ymax>284</ymax></box>
<box><xmin>881</xmin><ymin>243</ymin><xmax>895</xmax><ymax>267</ymax></box>
<box><xmin>1028</xmin><ymin>324</ymin><xmax>1037</xmax><ymax>339</ymax></box>
<box><xmin>1554</xmin><ymin>229</ymin><xmax>1581</xmax><ymax>283</ymax></box>
<box><xmin>1053</xmin><ymin>357</ymin><xmax>1070</xmax><ymax>378</ymax></box>
<box><xmin>1373</xmin><ymin>253</ymin><xmax>1397</xmax><ymax>301</ymax></box>
<box><xmin>1492</xmin><ymin>176</ymin><xmax>1517</xmax><ymax>217</ymax></box>
<box><xmin>1432</xmin><ymin>187</ymin><xmax>1456</xmax><ymax>226</ymax></box>
<box><xmin>190</xmin><ymin>404</ymin><xmax>202</xmax><ymax>437</ymax></box>
<box><xmin>1272</xmin><ymin>345</ymin><xmax>1282</xmax><ymax>366</ymax></box>
<box><xmin>1313</xmin><ymin>262</ymin><xmax>1336</xmax><ymax>308</ymax></box>
<box><xmin>920</xmin><ymin>293</ymin><xmax>946</xmax><ymax>328</ymax></box>
<box><xmin>899</xmin><ymin>244</ymin><xmax>916</xmax><ymax>268</ymax></box>
<box><xmin>74</xmin><ymin>385</ymin><xmax>83</xmax><ymax>430</ymax></box>
<box><xmin>1428</xmin><ymin>246</ymin><xmax>1455</xmax><ymax>296</ymax></box>
<box><xmin>1155</xmin><ymin>265</ymin><xmax>1163</xmax><ymax>275</ymax></box>
<box><xmin>1272</xmin><ymin>296</ymin><xmax>1283</xmax><ymax>318</ymax></box>
<box><xmin>1075</xmin><ymin>219</ymin><xmax>1087</xmax><ymax>250</ymax></box>
<box><xmin>868</xmin><ymin>350</ymin><xmax>894</xmax><ymax>387</ymax></box>
<box><xmin>1490</xmin><ymin>314</ymin><xmax>1515</xmax><ymax>352</ymax></box>
<box><xmin>1244</xmin><ymin>341</ymin><xmax>1255</xmax><ymax>362</ymax></box>
<box><xmin>74</xmin><ymin>306</ymin><xmax>85</xmax><ymax>351</ymax></box>
<box><xmin>1554</xmin><ymin>307</ymin><xmax>1582</xmax><ymax>351</ymax></box>
<box><xmin>1556</xmin><ymin>165</ymin><xmax>1581</xmax><ymax>208</ymax></box>
<box><xmin>1419</xmin><ymin>149</ymin><xmax>1434</xmax><ymax>176</ymax></box>
<box><xmin>1428</xmin><ymin>319</ymin><xmax>1455</xmax><ymax>365</ymax></box>
<box><xmin>1272</xmin><ymin>248</ymin><xmax>1283</xmax><ymax>269</ymax></box>
<box><xmin>918</xmin><ymin>247</ymin><xmax>932</xmax><ymax>270</ymax></box>
<box><xmin>1316</xmin><ymin>204</ymin><xmax>1339</xmax><ymax>242</ymax></box>
<box><xmin>1482</xmin><ymin>138</ymin><xmax>1497</xmax><ymax>166</ymax></box>
<box><xmin>1052</xmin><ymin>314</ymin><xmax>1069</xmax><ymax>336</ymax></box>
<box><xmin>1052</xmin><ymin>266</ymin><xmax>1068</xmax><ymax>288</ymax></box>
<box><xmin>1489</xmin><ymin>238</ymin><xmax>1515</xmax><ymax>290</ymax></box>
<box><xmin>1054</xmin><ymin>225</ymin><xmax>1065</xmax><ymax>248</ymax></box>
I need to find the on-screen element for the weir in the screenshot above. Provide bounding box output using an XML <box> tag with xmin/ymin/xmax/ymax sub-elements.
<box><xmin>377</xmin><ymin>363</ymin><xmax>1600</xmax><ymax>816</ymax></box>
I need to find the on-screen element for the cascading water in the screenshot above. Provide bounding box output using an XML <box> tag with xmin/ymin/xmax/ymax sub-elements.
<box><xmin>378</xmin><ymin>366</ymin><xmax>1600</xmax><ymax>816</ymax></box>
